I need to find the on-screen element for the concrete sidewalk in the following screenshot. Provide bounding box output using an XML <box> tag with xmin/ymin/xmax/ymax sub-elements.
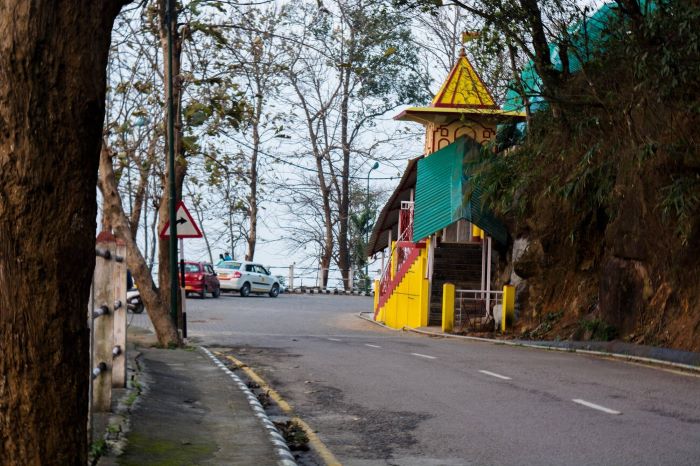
<box><xmin>101</xmin><ymin>333</ymin><xmax>284</xmax><ymax>466</ymax></box>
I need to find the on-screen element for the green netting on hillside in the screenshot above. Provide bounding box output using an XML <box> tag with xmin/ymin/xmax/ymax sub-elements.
<box><xmin>502</xmin><ymin>2</ymin><xmax>625</xmax><ymax>113</ymax></box>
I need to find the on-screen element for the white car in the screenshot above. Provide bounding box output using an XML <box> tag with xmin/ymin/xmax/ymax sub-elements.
<box><xmin>214</xmin><ymin>260</ymin><xmax>281</xmax><ymax>297</ymax></box>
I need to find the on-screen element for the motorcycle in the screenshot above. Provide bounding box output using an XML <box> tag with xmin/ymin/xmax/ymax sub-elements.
<box><xmin>127</xmin><ymin>288</ymin><xmax>144</xmax><ymax>314</ymax></box>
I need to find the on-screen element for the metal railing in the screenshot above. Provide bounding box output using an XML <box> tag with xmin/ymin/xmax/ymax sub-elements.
<box><xmin>378</xmin><ymin>201</ymin><xmax>415</xmax><ymax>298</ymax></box>
<box><xmin>454</xmin><ymin>289</ymin><xmax>503</xmax><ymax>332</ymax></box>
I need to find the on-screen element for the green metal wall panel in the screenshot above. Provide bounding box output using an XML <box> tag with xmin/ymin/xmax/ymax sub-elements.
<box><xmin>414</xmin><ymin>137</ymin><xmax>508</xmax><ymax>245</ymax></box>
<box><xmin>413</xmin><ymin>139</ymin><xmax>464</xmax><ymax>242</ymax></box>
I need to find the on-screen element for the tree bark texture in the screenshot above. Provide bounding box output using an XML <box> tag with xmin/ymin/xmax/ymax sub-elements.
<box><xmin>246</xmin><ymin>91</ymin><xmax>262</xmax><ymax>261</ymax></box>
<box><xmin>0</xmin><ymin>1</ymin><xmax>126</xmax><ymax>464</ymax></box>
<box><xmin>98</xmin><ymin>143</ymin><xmax>179</xmax><ymax>346</ymax></box>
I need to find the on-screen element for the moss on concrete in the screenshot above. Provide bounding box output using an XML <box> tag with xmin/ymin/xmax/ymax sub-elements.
<box><xmin>118</xmin><ymin>432</ymin><xmax>216</xmax><ymax>466</ymax></box>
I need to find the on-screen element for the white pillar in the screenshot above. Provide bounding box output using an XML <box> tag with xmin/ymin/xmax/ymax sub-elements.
<box><xmin>481</xmin><ymin>236</ymin><xmax>487</xmax><ymax>298</ymax></box>
<box><xmin>486</xmin><ymin>236</ymin><xmax>492</xmax><ymax>315</ymax></box>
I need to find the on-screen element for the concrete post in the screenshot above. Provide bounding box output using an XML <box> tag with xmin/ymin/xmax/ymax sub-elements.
<box><xmin>112</xmin><ymin>239</ymin><xmax>127</xmax><ymax>388</ymax></box>
<box><xmin>93</xmin><ymin>232</ymin><xmax>116</xmax><ymax>412</ymax></box>
<box><xmin>442</xmin><ymin>283</ymin><xmax>455</xmax><ymax>333</ymax></box>
<box><xmin>181</xmin><ymin>288</ymin><xmax>187</xmax><ymax>339</ymax></box>
<box><xmin>289</xmin><ymin>263</ymin><xmax>295</xmax><ymax>291</ymax></box>
<box><xmin>486</xmin><ymin>236</ymin><xmax>492</xmax><ymax>313</ymax></box>
<box><xmin>348</xmin><ymin>266</ymin><xmax>354</xmax><ymax>291</ymax></box>
<box><xmin>502</xmin><ymin>285</ymin><xmax>515</xmax><ymax>333</ymax></box>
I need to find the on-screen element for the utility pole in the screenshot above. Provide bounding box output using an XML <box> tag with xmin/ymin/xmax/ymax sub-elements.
<box><xmin>166</xmin><ymin>0</ymin><xmax>178</xmax><ymax>328</ymax></box>
<box><xmin>365</xmin><ymin>161</ymin><xmax>379</xmax><ymax>291</ymax></box>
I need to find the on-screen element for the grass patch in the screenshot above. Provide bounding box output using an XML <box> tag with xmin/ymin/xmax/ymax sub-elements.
<box><xmin>90</xmin><ymin>438</ymin><xmax>108</xmax><ymax>459</ymax></box>
<box><xmin>579</xmin><ymin>318</ymin><xmax>618</xmax><ymax>341</ymax></box>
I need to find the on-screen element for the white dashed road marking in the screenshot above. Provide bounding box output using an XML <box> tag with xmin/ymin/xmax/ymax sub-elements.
<box><xmin>327</xmin><ymin>338</ymin><xmax>342</xmax><ymax>342</ymax></box>
<box><xmin>411</xmin><ymin>352</ymin><xmax>437</xmax><ymax>360</ymax></box>
<box><xmin>572</xmin><ymin>399</ymin><xmax>621</xmax><ymax>415</ymax></box>
<box><xmin>478</xmin><ymin>370</ymin><xmax>512</xmax><ymax>380</ymax></box>
<box><xmin>365</xmin><ymin>344</ymin><xmax>382</xmax><ymax>348</ymax></box>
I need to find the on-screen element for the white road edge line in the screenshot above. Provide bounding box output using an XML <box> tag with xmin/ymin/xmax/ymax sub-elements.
<box><xmin>327</xmin><ymin>338</ymin><xmax>342</xmax><ymax>342</ymax></box>
<box><xmin>478</xmin><ymin>370</ymin><xmax>512</xmax><ymax>380</ymax></box>
<box><xmin>572</xmin><ymin>398</ymin><xmax>621</xmax><ymax>415</ymax></box>
<box><xmin>365</xmin><ymin>344</ymin><xmax>382</xmax><ymax>348</ymax></box>
<box><xmin>411</xmin><ymin>352</ymin><xmax>437</xmax><ymax>360</ymax></box>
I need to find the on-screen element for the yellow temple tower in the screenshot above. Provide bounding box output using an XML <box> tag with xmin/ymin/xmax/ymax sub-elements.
<box><xmin>368</xmin><ymin>48</ymin><xmax>525</xmax><ymax>330</ymax></box>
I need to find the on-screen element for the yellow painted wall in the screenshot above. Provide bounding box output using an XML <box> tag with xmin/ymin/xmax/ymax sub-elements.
<box><xmin>379</xmin><ymin>239</ymin><xmax>431</xmax><ymax>329</ymax></box>
<box><xmin>424</xmin><ymin>121</ymin><xmax>496</xmax><ymax>155</ymax></box>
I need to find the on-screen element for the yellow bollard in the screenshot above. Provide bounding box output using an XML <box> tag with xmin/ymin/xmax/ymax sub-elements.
<box><xmin>373</xmin><ymin>279</ymin><xmax>380</xmax><ymax>312</ymax></box>
<box><xmin>442</xmin><ymin>283</ymin><xmax>455</xmax><ymax>333</ymax></box>
<box><xmin>502</xmin><ymin>285</ymin><xmax>515</xmax><ymax>332</ymax></box>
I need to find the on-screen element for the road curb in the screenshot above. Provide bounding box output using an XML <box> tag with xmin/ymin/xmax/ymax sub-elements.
<box><xmin>357</xmin><ymin>312</ymin><xmax>402</xmax><ymax>331</ymax></box>
<box><xmin>357</xmin><ymin>312</ymin><xmax>700</xmax><ymax>374</ymax></box>
<box><xmin>222</xmin><ymin>354</ymin><xmax>342</xmax><ymax>466</ymax></box>
<box><xmin>200</xmin><ymin>347</ymin><xmax>297</xmax><ymax>466</ymax></box>
<box><xmin>289</xmin><ymin>288</ymin><xmax>373</xmax><ymax>297</ymax></box>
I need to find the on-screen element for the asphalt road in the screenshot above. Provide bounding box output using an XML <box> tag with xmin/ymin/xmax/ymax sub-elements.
<box><xmin>130</xmin><ymin>294</ymin><xmax>700</xmax><ymax>466</ymax></box>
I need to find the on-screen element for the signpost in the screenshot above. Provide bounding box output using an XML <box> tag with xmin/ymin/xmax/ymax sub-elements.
<box><xmin>160</xmin><ymin>201</ymin><xmax>202</xmax><ymax>337</ymax></box>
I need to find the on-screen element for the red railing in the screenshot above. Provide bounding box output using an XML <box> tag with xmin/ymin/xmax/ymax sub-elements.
<box><xmin>375</xmin><ymin>202</ymin><xmax>424</xmax><ymax>318</ymax></box>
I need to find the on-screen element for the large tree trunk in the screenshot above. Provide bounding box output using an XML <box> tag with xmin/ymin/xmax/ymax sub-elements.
<box><xmin>0</xmin><ymin>1</ymin><xmax>126</xmax><ymax>464</ymax></box>
<box><xmin>519</xmin><ymin>0</ymin><xmax>564</xmax><ymax>118</ymax></box>
<box><xmin>128</xmin><ymin>137</ymin><xmax>157</xmax><ymax>240</ymax></box>
<box><xmin>99</xmin><ymin>143</ymin><xmax>179</xmax><ymax>346</ymax></box>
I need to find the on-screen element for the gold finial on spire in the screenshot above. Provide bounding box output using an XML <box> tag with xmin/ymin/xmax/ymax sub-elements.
<box><xmin>461</xmin><ymin>30</ymin><xmax>480</xmax><ymax>43</ymax></box>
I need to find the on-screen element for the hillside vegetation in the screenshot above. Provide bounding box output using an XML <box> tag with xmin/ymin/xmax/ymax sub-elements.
<box><xmin>475</xmin><ymin>1</ymin><xmax>700</xmax><ymax>351</ymax></box>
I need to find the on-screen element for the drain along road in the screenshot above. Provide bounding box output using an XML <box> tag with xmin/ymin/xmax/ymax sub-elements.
<box><xmin>132</xmin><ymin>294</ymin><xmax>700</xmax><ymax>466</ymax></box>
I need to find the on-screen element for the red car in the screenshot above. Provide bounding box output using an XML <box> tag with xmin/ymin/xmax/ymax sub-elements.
<box><xmin>181</xmin><ymin>262</ymin><xmax>221</xmax><ymax>299</ymax></box>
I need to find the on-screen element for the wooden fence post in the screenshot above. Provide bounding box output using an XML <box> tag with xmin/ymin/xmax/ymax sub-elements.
<box><xmin>112</xmin><ymin>239</ymin><xmax>127</xmax><ymax>388</ymax></box>
<box><xmin>93</xmin><ymin>232</ymin><xmax>116</xmax><ymax>411</ymax></box>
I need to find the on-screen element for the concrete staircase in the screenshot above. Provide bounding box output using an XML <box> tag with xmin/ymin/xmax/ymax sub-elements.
<box><xmin>429</xmin><ymin>243</ymin><xmax>483</xmax><ymax>326</ymax></box>
<box><xmin>374</xmin><ymin>242</ymin><xmax>425</xmax><ymax>318</ymax></box>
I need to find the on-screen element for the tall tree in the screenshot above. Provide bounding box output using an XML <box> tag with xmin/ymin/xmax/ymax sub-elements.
<box><xmin>397</xmin><ymin>0</ymin><xmax>584</xmax><ymax>117</ymax></box>
<box><xmin>221</xmin><ymin>6</ymin><xmax>289</xmax><ymax>261</ymax></box>
<box><xmin>102</xmin><ymin>1</ymin><xmax>247</xmax><ymax>343</ymax></box>
<box><xmin>0</xmin><ymin>1</ymin><xmax>127</xmax><ymax>463</ymax></box>
<box><xmin>282</xmin><ymin>0</ymin><xmax>428</xmax><ymax>289</ymax></box>
<box><xmin>332</xmin><ymin>0</ymin><xmax>429</xmax><ymax>289</ymax></box>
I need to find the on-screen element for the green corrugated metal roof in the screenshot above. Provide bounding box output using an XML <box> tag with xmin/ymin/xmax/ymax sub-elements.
<box><xmin>413</xmin><ymin>137</ymin><xmax>508</xmax><ymax>244</ymax></box>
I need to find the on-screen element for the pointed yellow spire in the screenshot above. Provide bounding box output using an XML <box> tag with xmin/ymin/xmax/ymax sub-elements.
<box><xmin>431</xmin><ymin>50</ymin><xmax>497</xmax><ymax>109</ymax></box>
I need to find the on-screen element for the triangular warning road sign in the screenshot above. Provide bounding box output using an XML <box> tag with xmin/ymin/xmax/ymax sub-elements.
<box><xmin>431</xmin><ymin>49</ymin><xmax>497</xmax><ymax>109</ymax></box>
<box><xmin>159</xmin><ymin>201</ymin><xmax>203</xmax><ymax>239</ymax></box>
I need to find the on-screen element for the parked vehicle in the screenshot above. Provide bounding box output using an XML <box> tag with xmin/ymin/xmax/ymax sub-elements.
<box><xmin>275</xmin><ymin>276</ymin><xmax>287</xmax><ymax>294</ymax></box>
<box><xmin>214</xmin><ymin>260</ymin><xmax>280</xmax><ymax>297</ymax></box>
<box><xmin>181</xmin><ymin>261</ymin><xmax>220</xmax><ymax>299</ymax></box>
